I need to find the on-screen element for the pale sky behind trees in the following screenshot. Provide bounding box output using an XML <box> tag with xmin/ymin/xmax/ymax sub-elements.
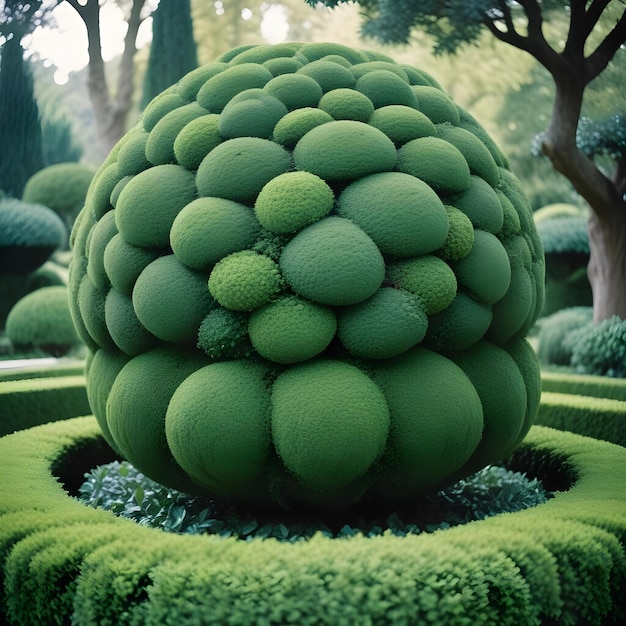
<box><xmin>24</xmin><ymin>0</ymin><xmax>290</xmax><ymax>84</ymax></box>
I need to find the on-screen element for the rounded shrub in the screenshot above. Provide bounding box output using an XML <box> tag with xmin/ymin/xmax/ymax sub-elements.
<box><xmin>22</xmin><ymin>162</ymin><xmax>96</xmax><ymax>238</ymax></box>
<box><xmin>535</xmin><ymin>206</ymin><xmax>591</xmax><ymax>316</ymax></box>
<box><xmin>537</xmin><ymin>306</ymin><xmax>594</xmax><ymax>367</ymax></box>
<box><xmin>5</xmin><ymin>286</ymin><xmax>80</xmax><ymax>356</ymax></box>
<box><xmin>69</xmin><ymin>42</ymin><xmax>544</xmax><ymax>510</ymax></box>
<box><xmin>0</xmin><ymin>198</ymin><xmax>67</xmax><ymax>274</ymax></box>
<box><xmin>0</xmin><ymin>199</ymin><xmax>68</xmax><ymax>324</ymax></box>
<box><xmin>570</xmin><ymin>315</ymin><xmax>626</xmax><ymax>378</ymax></box>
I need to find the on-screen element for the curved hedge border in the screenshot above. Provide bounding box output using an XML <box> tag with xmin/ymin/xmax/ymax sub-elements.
<box><xmin>1</xmin><ymin>416</ymin><xmax>625</xmax><ymax>625</ymax></box>
<box><xmin>0</xmin><ymin>374</ymin><xmax>89</xmax><ymax>437</ymax></box>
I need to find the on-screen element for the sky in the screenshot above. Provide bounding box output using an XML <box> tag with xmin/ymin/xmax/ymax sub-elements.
<box><xmin>24</xmin><ymin>1</ymin><xmax>289</xmax><ymax>85</ymax></box>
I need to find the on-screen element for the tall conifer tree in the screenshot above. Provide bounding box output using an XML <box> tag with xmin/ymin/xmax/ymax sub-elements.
<box><xmin>141</xmin><ymin>0</ymin><xmax>198</xmax><ymax>109</ymax></box>
<box><xmin>0</xmin><ymin>35</ymin><xmax>43</xmax><ymax>197</ymax></box>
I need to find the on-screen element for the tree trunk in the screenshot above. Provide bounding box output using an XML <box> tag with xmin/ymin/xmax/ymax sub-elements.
<box><xmin>587</xmin><ymin>208</ymin><xmax>626</xmax><ymax>323</ymax></box>
<box><xmin>542</xmin><ymin>73</ymin><xmax>626</xmax><ymax>324</ymax></box>
<box><xmin>65</xmin><ymin>0</ymin><xmax>145</xmax><ymax>160</ymax></box>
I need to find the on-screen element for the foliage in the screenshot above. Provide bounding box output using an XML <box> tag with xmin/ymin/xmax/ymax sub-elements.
<box><xmin>537</xmin><ymin>308</ymin><xmax>626</xmax><ymax>379</ymax></box>
<box><xmin>536</xmin><ymin>215</ymin><xmax>589</xmax><ymax>255</ymax></box>
<box><xmin>5</xmin><ymin>285</ymin><xmax>80</xmax><ymax>356</ymax></box>
<box><xmin>79</xmin><ymin>459</ymin><xmax>550</xmax><ymax>541</ymax></box>
<box><xmin>21</xmin><ymin>162</ymin><xmax>95</xmax><ymax>239</ymax></box>
<box><xmin>0</xmin><ymin>0</ymin><xmax>57</xmax><ymax>38</ymax></box>
<box><xmin>40</xmin><ymin>113</ymin><xmax>83</xmax><ymax>166</ymax></box>
<box><xmin>192</xmin><ymin>0</ymin><xmax>266</xmax><ymax>64</ymax></box>
<box><xmin>536</xmin><ymin>306</ymin><xmax>593</xmax><ymax>367</ymax></box>
<box><xmin>141</xmin><ymin>0</ymin><xmax>198</xmax><ymax>109</ymax></box>
<box><xmin>2</xmin><ymin>416</ymin><xmax>626</xmax><ymax>625</ymax></box>
<box><xmin>570</xmin><ymin>315</ymin><xmax>626</xmax><ymax>378</ymax></box>
<box><xmin>0</xmin><ymin>35</ymin><xmax>44</xmax><ymax>197</ymax></box>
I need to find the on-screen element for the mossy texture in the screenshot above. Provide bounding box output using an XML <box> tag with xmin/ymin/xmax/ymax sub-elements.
<box><xmin>68</xmin><ymin>42</ymin><xmax>544</xmax><ymax>509</ymax></box>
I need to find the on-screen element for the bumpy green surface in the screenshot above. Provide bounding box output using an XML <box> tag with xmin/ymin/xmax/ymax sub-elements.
<box><xmin>69</xmin><ymin>42</ymin><xmax>545</xmax><ymax>509</ymax></box>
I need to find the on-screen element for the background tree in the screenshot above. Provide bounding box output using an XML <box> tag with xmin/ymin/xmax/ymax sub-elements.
<box><xmin>63</xmin><ymin>0</ymin><xmax>152</xmax><ymax>159</ymax></box>
<box><xmin>193</xmin><ymin>0</ymin><xmax>265</xmax><ymax>63</ymax></box>
<box><xmin>0</xmin><ymin>1</ymin><xmax>56</xmax><ymax>196</ymax></box>
<box><xmin>310</xmin><ymin>0</ymin><xmax>626</xmax><ymax>324</ymax></box>
<box><xmin>141</xmin><ymin>0</ymin><xmax>198</xmax><ymax>109</ymax></box>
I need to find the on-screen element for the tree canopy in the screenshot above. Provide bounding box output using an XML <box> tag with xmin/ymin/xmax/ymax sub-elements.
<box><xmin>309</xmin><ymin>0</ymin><xmax>626</xmax><ymax>322</ymax></box>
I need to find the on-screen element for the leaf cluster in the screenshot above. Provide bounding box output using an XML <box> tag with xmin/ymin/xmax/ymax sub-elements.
<box><xmin>79</xmin><ymin>461</ymin><xmax>550</xmax><ymax>542</ymax></box>
<box><xmin>570</xmin><ymin>315</ymin><xmax>626</xmax><ymax>378</ymax></box>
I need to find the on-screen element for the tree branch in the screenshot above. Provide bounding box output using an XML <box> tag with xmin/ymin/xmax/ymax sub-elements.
<box><xmin>585</xmin><ymin>8</ymin><xmax>626</xmax><ymax>84</ymax></box>
<box><xmin>518</xmin><ymin>0</ymin><xmax>544</xmax><ymax>42</ymax></box>
<box><xmin>484</xmin><ymin>2</ymin><xmax>561</xmax><ymax>76</ymax></box>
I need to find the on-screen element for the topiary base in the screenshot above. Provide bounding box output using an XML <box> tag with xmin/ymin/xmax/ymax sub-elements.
<box><xmin>1</xmin><ymin>416</ymin><xmax>625</xmax><ymax>625</ymax></box>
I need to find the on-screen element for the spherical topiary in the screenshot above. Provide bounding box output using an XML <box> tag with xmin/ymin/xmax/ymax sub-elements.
<box><xmin>0</xmin><ymin>199</ymin><xmax>68</xmax><ymax>324</ymax></box>
<box><xmin>69</xmin><ymin>42</ymin><xmax>544</xmax><ymax>510</ymax></box>
<box><xmin>0</xmin><ymin>198</ymin><xmax>67</xmax><ymax>274</ymax></box>
<box><xmin>5</xmin><ymin>286</ymin><xmax>80</xmax><ymax>356</ymax></box>
<box><xmin>22</xmin><ymin>162</ymin><xmax>96</xmax><ymax>238</ymax></box>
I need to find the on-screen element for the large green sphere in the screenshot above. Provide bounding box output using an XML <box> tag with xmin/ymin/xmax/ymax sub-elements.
<box><xmin>70</xmin><ymin>42</ymin><xmax>545</xmax><ymax>509</ymax></box>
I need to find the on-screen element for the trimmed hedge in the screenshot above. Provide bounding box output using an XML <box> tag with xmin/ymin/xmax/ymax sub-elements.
<box><xmin>0</xmin><ymin>359</ymin><xmax>85</xmax><ymax>383</ymax></box>
<box><xmin>536</xmin><ymin>391</ymin><xmax>626</xmax><ymax>448</ymax></box>
<box><xmin>0</xmin><ymin>375</ymin><xmax>89</xmax><ymax>437</ymax></box>
<box><xmin>1</xmin><ymin>416</ymin><xmax>625</xmax><ymax>625</ymax></box>
<box><xmin>541</xmin><ymin>370</ymin><xmax>626</xmax><ymax>402</ymax></box>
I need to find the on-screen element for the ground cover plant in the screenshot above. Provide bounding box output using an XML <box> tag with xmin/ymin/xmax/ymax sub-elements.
<box><xmin>69</xmin><ymin>41</ymin><xmax>545</xmax><ymax>513</ymax></box>
<box><xmin>78</xmin><ymin>459</ymin><xmax>550</xmax><ymax>541</ymax></box>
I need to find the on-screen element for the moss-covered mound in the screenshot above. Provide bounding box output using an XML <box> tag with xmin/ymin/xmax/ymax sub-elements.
<box><xmin>1</xmin><ymin>417</ymin><xmax>625</xmax><ymax>625</ymax></box>
<box><xmin>69</xmin><ymin>42</ymin><xmax>545</xmax><ymax>509</ymax></box>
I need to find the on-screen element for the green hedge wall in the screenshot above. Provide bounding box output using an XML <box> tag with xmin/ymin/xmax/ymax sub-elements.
<box><xmin>0</xmin><ymin>374</ymin><xmax>90</xmax><ymax>437</ymax></box>
<box><xmin>541</xmin><ymin>370</ymin><xmax>626</xmax><ymax>402</ymax></box>
<box><xmin>1</xmin><ymin>416</ymin><xmax>625</xmax><ymax>625</ymax></box>
<box><xmin>0</xmin><ymin>359</ymin><xmax>85</xmax><ymax>383</ymax></box>
<box><xmin>536</xmin><ymin>391</ymin><xmax>626</xmax><ymax>448</ymax></box>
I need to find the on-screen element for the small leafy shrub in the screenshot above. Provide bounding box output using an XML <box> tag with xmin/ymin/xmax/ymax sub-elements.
<box><xmin>537</xmin><ymin>306</ymin><xmax>593</xmax><ymax>366</ymax></box>
<box><xmin>79</xmin><ymin>460</ymin><xmax>550</xmax><ymax>541</ymax></box>
<box><xmin>570</xmin><ymin>315</ymin><xmax>626</xmax><ymax>378</ymax></box>
<box><xmin>5</xmin><ymin>285</ymin><xmax>81</xmax><ymax>357</ymax></box>
<box><xmin>69</xmin><ymin>42</ymin><xmax>545</xmax><ymax>510</ymax></box>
